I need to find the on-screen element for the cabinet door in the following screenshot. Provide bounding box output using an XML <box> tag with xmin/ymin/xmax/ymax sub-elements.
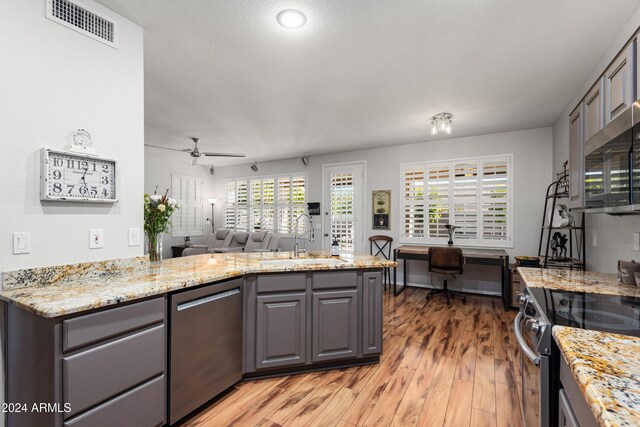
<box><xmin>312</xmin><ymin>289</ymin><xmax>358</xmax><ymax>362</ymax></box>
<box><xmin>362</xmin><ymin>272</ymin><xmax>383</xmax><ymax>355</ymax></box>
<box><xmin>605</xmin><ymin>41</ymin><xmax>635</xmax><ymax>123</ymax></box>
<box><xmin>584</xmin><ymin>78</ymin><xmax>604</xmax><ymax>142</ymax></box>
<box><xmin>569</xmin><ymin>103</ymin><xmax>585</xmax><ymax>209</ymax></box>
<box><xmin>255</xmin><ymin>293</ymin><xmax>306</xmax><ymax>369</ymax></box>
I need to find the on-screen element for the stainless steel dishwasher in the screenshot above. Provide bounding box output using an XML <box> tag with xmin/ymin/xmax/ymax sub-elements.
<box><xmin>169</xmin><ymin>278</ymin><xmax>243</xmax><ymax>425</ymax></box>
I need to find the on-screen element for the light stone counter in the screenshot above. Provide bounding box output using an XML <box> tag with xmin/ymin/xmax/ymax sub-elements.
<box><xmin>1</xmin><ymin>251</ymin><xmax>395</xmax><ymax>318</ymax></box>
<box><xmin>554</xmin><ymin>326</ymin><xmax>640</xmax><ymax>427</ymax></box>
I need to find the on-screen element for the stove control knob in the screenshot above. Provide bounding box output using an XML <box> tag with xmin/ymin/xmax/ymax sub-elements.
<box><xmin>515</xmin><ymin>292</ymin><xmax>528</xmax><ymax>305</ymax></box>
<box><xmin>525</xmin><ymin>318</ymin><xmax>542</xmax><ymax>336</ymax></box>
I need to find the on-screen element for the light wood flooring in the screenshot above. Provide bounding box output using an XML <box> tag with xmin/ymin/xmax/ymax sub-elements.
<box><xmin>182</xmin><ymin>287</ymin><xmax>523</xmax><ymax>427</ymax></box>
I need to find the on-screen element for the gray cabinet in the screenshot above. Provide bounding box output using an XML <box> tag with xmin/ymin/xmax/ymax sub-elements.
<box><xmin>312</xmin><ymin>289</ymin><xmax>358</xmax><ymax>362</ymax></box>
<box><xmin>569</xmin><ymin>103</ymin><xmax>585</xmax><ymax>209</ymax></box>
<box><xmin>604</xmin><ymin>41</ymin><xmax>635</xmax><ymax>123</ymax></box>
<box><xmin>362</xmin><ymin>271</ymin><xmax>383</xmax><ymax>355</ymax></box>
<box><xmin>245</xmin><ymin>269</ymin><xmax>383</xmax><ymax>374</ymax></box>
<box><xmin>584</xmin><ymin>78</ymin><xmax>604</xmax><ymax>142</ymax></box>
<box><xmin>255</xmin><ymin>292</ymin><xmax>307</xmax><ymax>369</ymax></box>
<box><xmin>7</xmin><ymin>297</ymin><xmax>167</xmax><ymax>427</ymax></box>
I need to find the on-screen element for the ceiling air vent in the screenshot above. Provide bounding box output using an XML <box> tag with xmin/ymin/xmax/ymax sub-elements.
<box><xmin>45</xmin><ymin>0</ymin><xmax>118</xmax><ymax>48</ymax></box>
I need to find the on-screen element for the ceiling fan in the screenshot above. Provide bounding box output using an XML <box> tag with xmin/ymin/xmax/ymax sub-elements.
<box><xmin>145</xmin><ymin>137</ymin><xmax>246</xmax><ymax>165</ymax></box>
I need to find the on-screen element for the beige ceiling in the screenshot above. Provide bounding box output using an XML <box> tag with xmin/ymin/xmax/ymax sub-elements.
<box><xmin>98</xmin><ymin>0</ymin><xmax>640</xmax><ymax>166</ymax></box>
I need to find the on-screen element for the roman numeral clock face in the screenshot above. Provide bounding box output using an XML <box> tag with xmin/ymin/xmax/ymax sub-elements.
<box><xmin>41</xmin><ymin>150</ymin><xmax>117</xmax><ymax>202</ymax></box>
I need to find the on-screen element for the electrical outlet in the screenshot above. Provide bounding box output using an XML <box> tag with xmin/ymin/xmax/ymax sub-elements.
<box><xmin>89</xmin><ymin>229</ymin><xmax>104</xmax><ymax>249</ymax></box>
<box><xmin>128</xmin><ymin>228</ymin><xmax>141</xmax><ymax>246</ymax></box>
<box><xmin>13</xmin><ymin>232</ymin><xmax>31</xmax><ymax>254</ymax></box>
<box><xmin>592</xmin><ymin>232</ymin><xmax>597</xmax><ymax>248</ymax></box>
<box><xmin>635</xmin><ymin>233</ymin><xmax>640</xmax><ymax>251</ymax></box>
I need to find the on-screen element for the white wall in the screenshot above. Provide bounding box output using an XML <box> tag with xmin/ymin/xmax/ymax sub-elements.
<box><xmin>0</xmin><ymin>2</ymin><xmax>143</xmax><ymax>422</ymax></box>
<box><xmin>210</xmin><ymin>127</ymin><xmax>553</xmax><ymax>292</ymax></box>
<box><xmin>144</xmin><ymin>150</ymin><xmax>218</xmax><ymax>259</ymax></box>
<box><xmin>552</xmin><ymin>7</ymin><xmax>640</xmax><ymax>272</ymax></box>
<box><xmin>0</xmin><ymin>0</ymin><xmax>144</xmax><ymax>277</ymax></box>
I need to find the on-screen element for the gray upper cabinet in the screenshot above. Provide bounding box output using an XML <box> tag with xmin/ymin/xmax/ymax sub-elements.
<box><xmin>569</xmin><ymin>103</ymin><xmax>585</xmax><ymax>209</ymax></box>
<box><xmin>255</xmin><ymin>292</ymin><xmax>307</xmax><ymax>369</ymax></box>
<box><xmin>312</xmin><ymin>289</ymin><xmax>358</xmax><ymax>362</ymax></box>
<box><xmin>584</xmin><ymin>78</ymin><xmax>604</xmax><ymax>142</ymax></box>
<box><xmin>604</xmin><ymin>41</ymin><xmax>635</xmax><ymax>123</ymax></box>
<box><xmin>362</xmin><ymin>272</ymin><xmax>383</xmax><ymax>355</ymax></box>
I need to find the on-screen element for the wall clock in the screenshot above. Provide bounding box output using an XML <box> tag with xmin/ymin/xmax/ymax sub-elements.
<box><xmin>40</xmin><ymin>148</ymin><xmax>118</xmax><ymax>203</ymax></box>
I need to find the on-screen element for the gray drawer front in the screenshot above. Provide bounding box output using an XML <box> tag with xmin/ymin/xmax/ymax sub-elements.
<box><xmin>63</xmin><ymin>298</ymin><xmax>165</xmax><ymax>352</ymax></box>
<box><xmin>312</xmin><ymin>271</ymin><xmax>357</xmax><ymax>290</ymax></box>
<box><xmin>64</xmin><ymin>375</ymin><xmax>165</xmax><ymax>427</ymax></box>
<box><xmin>257</xmin><ymin>273</ymin><xmax>307</xmax><ymax>293</ymax></box>
<box><xmin>64</xmin><ymin>324</ymin><xmax>165</xmax><ymax>417</ymax></box>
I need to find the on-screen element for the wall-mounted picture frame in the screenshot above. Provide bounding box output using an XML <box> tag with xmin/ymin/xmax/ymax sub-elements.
<box><xmin>372</xmin><ymin>190</ymin><xmax>390</xmax><ymax>230</ymax></box>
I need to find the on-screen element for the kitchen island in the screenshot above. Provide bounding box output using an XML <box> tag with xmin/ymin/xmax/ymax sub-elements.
<box><xmin>2</xmin><ymin>251</ymin><xmax>394</xmax><ymax>427</ymax></box>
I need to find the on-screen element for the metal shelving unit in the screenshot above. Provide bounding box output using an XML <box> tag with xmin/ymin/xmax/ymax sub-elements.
<box><xmin>538</xmin><ymin>162</ymin><xmax>586</xmax><ymax>270</ymax></box>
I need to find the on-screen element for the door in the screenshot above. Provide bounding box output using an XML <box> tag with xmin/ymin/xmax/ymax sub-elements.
<box><xmin>604</xmin><ymin>41</ymin><xmax>634</xmax><ymax>124</ymax></box>
<box><xmin>584</xmin><ymin>78</ymin><xmax>604</xmax><ymax>142</ymax></box>
<box><xmin>312</xmin><ymin>289</ymin><xmax>358</xmax><ymax>362</ymax></box>
<box><xmin>323</xmin><ymin>162</ymin><xmax>364</xmax><ymax>252</ymax></box>
<box><xmin>255</xmin><ymin>293</ymin><xmax>306</xmax><ymax>369</ymax></box>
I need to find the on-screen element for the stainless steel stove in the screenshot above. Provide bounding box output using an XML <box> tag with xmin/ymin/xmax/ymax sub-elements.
<box><xmin>516</xmin><ymin>287</ymin><xmax>640</xmax><ymax>427</ymax></box>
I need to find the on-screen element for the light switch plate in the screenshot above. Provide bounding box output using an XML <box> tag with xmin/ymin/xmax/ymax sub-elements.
<box><xmin>128</xmin><ymin>228</ymin><xmax>141</xmax><ymax>246</ymax></box>
<box><xmin>634</xmin><ymin>233</ymin><xmax>640</xmax><ymax>251</ymax></box>
<box><xmin>13</xmin><ymin>232</ymin><xmax>31</xmax><ymax>254</ymax></box>
<box><xmin>90</xmin><ymin>229</ymin><xmax>104</xmax><ymax>249</ymax></box>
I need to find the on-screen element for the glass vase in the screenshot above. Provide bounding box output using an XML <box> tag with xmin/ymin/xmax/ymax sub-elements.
<box><xmin>147</xmin><ymin>233</ymin><xmax>163</xmax><ymax>264</ymax></box>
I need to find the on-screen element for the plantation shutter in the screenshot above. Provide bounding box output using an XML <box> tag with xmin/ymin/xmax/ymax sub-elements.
<box><xmin>480</xmin><ymin>158</ymin><xmax>510</xmax><ymax>242</ymax></box>
<box><xmin>453</xmin><ymin>161</ymin><xmax>478</xmax><ymax>241</ymax></box>
<box><xmin>277</xmin><ymin>176</ymin><xmax>292</xmax><ymax>234</ymax></box>
<box><xmin>401</xmin><ymin>167</ymin><xmax>426</xmax><ymax>239</ymax></box>
<box><xmin>171</xmin><ymin>174</ymin><xmax>203</xmax><ymax>237</ymax></box>
<box><xmin>329</xmin><ymin>171</ymin><xmax>356</xmax><ymax>251</ymax></box>
<box><xmin>224</xmin><ymin>180</ymin><xmax>237</xmax><ymax>229</ymax></box>
<box><xmin>427</xmin><ymin>163</ymin><xmax>450</xmax><ymax>239</ymax></box>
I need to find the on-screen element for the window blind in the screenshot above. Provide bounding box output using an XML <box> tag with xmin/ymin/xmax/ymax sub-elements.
<box><xmin>225</xmin><ymin>174</ymin><xmax>306</xmax><ymax>235</ymax></box>
<box><xmin>171</xmin><ymin>174</ymin><xmax>204</xmax><ymax>237</ymax></box>
<box><xmin>400</xmin><ymin>154</ymin><xmax>513</xmax><ymax>247</ymax></box>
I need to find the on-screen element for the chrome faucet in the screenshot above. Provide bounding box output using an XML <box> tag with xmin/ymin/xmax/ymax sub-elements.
<box><xmin>294</xmin><ymin>214</ymin><xmax>315</xmax><ymax>257</ymax></box>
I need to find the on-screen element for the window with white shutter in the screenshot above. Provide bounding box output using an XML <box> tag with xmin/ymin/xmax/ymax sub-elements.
<box><xmin>400</xmin><ymin>154</ymin><xmax>513</xmax><ymax>247</ymax></box>
<box><xmin>171</xmin><ymin>174</ymin><xmax>204</xmax><ymax>237</ymax></box>
<box><xmin>224</xmin><ymin>174</ymin><xmax>306</xmax><ymax>235</ymax></box>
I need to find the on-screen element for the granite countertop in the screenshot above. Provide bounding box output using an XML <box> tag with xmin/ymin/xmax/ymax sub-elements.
<box><xmin>553</xmin><ymin>326</ymin><xmax>640</xmax><ymax>427</ymax></box>
<box><xmin>518</xmin><ymin>267</ymin><xmax>640</xmax><ymax>298</ymax></box>
<box><xmin>1</xmin><ymin>251</ymin><xmax>395</xmax><ymax>318</ymax></box>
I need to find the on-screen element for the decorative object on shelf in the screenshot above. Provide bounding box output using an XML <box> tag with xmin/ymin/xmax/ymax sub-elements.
<box><xmin>372</xmin><ymin>190</ymin><xmax>390</xmax><ymax>230</ymax></box>
<box><xmin>330</xmin><ymin>237</ymin><xmax>340</xmax><ymax>256</ymax></box>
<box><xmin>515</xmin><ymin>256</ymin><xmax>541</xmax><ymax>268</ymax></box>
<box><xmin>144</xmin><ymin>137</ymin><xmax>246</xmax><ymax>166</ymax></box>
<box><xmin>183</xmin><ymin>236</ymin><xmax>191</xmax><ymax>247</ymax></box>
<box><xmin>430</xmin><ymin>112</ymin><xmax>454</xmax><ymax>135</ymax></box>
<box><xmin>550</xmin><ymin>232</ymin><xmax>569</xmax><ymax>260</ymax></box>
<box><xmin>445</xmin><ymin>223</ymin><xmax>458</xmax><ymax>246</ymax></box>
<box><xmin>205</xmin><ymin>198</ymin><xmax>217</xmax><ymax>233</ymax></box>
<box><xmin>68</xmin><ymin>128</ymin><xmax>99</xmax><ymax>156</ymax></box>
<box><xmin>40</xmin><ymin>146</ymin><xmax>118</xmax><ymax>203</ymax></box>
<box><xmin>144</xmin><ymin>188</ymin><xmax>180</xmax><ymax>263</ymax></box>
<box><xmin>557</xmin><ymin>204</ymin><xmax>575</xmax><ymax>227</ymax></box>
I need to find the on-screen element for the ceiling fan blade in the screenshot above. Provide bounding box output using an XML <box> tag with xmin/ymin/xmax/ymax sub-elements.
<box><xmin>144</xmin><ymin>143</ymin><xmax>191</xmax><ymax>153</ymax></box>
<box><xmin>190</xmin><ymin>156</ymin><xmax>199</xmax><ymax>166</ymax></box>
<box><xmin>202</xmin><ymin>152</ymin><xmax>247</xmax><ymax>158</ymax></box>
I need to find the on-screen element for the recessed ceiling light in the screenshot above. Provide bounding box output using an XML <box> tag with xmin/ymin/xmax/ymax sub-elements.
<box><xmin>277</xmin><ymin>9</ymin><xmax>306</xmax><ymax>29</ymax></box>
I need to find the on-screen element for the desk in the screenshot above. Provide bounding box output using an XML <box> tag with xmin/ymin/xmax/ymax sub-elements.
<box><xmin>393</xmin><ymin>245</ymin><xmax>511</xmax><ymax>309</ymax></box>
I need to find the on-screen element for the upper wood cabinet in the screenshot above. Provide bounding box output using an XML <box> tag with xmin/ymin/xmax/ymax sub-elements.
<box><xmin>569</xmin><ymin>103</ymin><xmax>585</xmax><ymax>209</ymax></box>
<box><xmin>584</xmin><ymin>78</ymin><xmax>604</xmax><ymax>142</ymax></box>
<box><xmin>604</xmin><ymin>41</ymin><xmax>635</xmax><ymax>123</ymax></box>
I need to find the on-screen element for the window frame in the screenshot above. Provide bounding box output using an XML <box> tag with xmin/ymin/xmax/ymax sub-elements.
<box><xmin>399</xmin><ymin>154</ymin><xmax>514</xmax><ymax>248</ymax></box>
<box><xmin>224</xmin><ymin>173</ymin><xmax>308</xmax><ymax>236</ymax></box>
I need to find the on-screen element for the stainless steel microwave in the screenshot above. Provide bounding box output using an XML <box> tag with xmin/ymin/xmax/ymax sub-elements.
<box><xmin>584</xmin><ymin>102</ymin><xmax>640</xmax><ymax>214</ymax></box>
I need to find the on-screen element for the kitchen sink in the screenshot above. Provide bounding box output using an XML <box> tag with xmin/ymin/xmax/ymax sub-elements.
<box><xmin>259</xmin><ymin>258</ymin><xmax>346</xmax><ymax>266</ymax></box>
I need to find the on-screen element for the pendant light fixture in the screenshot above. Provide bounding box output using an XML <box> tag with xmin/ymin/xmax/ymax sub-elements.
<box><xmin>430</xmin><ymin>113</ymin><xmax>454</xmax><ymax>136</ymax></box>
